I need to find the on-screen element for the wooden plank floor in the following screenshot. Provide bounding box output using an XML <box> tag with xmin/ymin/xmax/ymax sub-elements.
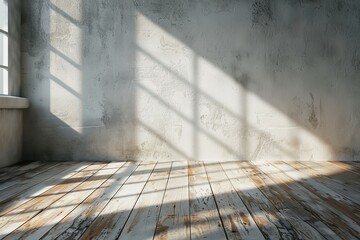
<box><xmin>0</xmin><ymin>161</ymin><xmax>359</xmax><ymax>240</ymax></box>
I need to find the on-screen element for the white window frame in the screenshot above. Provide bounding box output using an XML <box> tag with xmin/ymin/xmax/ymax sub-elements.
<box><xmin>0</xmin><ymin>0</ymin><xmax>28</xmax><ymax>109</ymax></box>
<box><xmin>0</xmin><ymin>0</ymin><xmax>9</xmax><ymax>95</ymax></box>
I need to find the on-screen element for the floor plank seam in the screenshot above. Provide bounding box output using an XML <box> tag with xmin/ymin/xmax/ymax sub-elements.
<box><xmin>151</xmin><ymin>161</ymin><xmax>173</xmax><ymax>240</ymax></box>
<box><xmin>203</xmin><ymin>161</ymin><xmax>229</xmax><ymax>240</ymax></box>
<box><xmin>0</xmin><ymin>161</ymin><xmax>359</xmax><ymax>240</ymax></box>
<box><xmin>40</xmin><ymin>162</ymin><xmax>128</xmax><ymax>239</ymax></box>
<box><xmin>74</xmin><ymin>161</ymin><xmax>142</xmax><ymax>240</ymax></box>
<box><xmin>1</xmin><ymin>162</ymin><xmax>103</xmax><ymax>239</ymax></box>
<box><xmin>246</xmin><ymin>161</ymin><xmax>330</xmax><ymax>240</ymax></box>
<box><xmin>114</xmin><ymin>161</ymin><xmax>158</xmax><ymax>239</ymax></box>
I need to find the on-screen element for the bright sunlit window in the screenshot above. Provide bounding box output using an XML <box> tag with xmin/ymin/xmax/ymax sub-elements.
<box><xmin>0</xmin><ymin>0</ymin><xmax>8</xmax><ymax>95</ymax></box>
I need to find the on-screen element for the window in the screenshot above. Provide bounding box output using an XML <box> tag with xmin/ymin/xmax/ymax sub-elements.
<box><xmin>0</xmin><ymin>0</ymin><xmax>8</xmax><ymax>95</ymax></box>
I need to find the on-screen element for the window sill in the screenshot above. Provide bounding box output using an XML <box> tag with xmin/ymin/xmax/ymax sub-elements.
<box><xmin>0</xmin><ymin>95</ymin><xmax>29</xmax><ymax>109</ymax></box>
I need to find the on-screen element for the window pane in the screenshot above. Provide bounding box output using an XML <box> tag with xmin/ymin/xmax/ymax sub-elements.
<box><xmin>0</xmin><ymin>67</ymin><xmax>8</xmax><ymax>94</ymax></box>
<box><xmin>0</xmin><ymin>33</ymin><xmax>8</xmax><ymax>67</ymax></box>
<box><xmin>0</xmin><ymin>0</ymin><xmax>8</xmax><ymax>32</ymax></box>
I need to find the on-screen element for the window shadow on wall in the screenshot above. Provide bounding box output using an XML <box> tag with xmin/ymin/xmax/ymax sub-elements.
<box><xmin>22</xmin><ymin>0</ymin><xmax>360</xmax><ymax>162</ymax></box>
<box><xmin>22</xmin><ymin>0</ymin><xmax>138</xmax><ymax>161</ymax></box>
<box><xmin>133</xmin><ymin>0</ymin><xmax>360</xmax><ymax>161</ymax></box>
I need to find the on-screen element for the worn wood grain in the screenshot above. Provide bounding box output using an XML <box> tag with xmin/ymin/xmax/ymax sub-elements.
<box><xmin>315</xmin><ymin>161</ymin><xmax>360</xmax><ymax>193</ymax></box>
<box><xmin>118</xmin><ymin>162</ymin><xmax>172</xmax><ymax>240</ymax></box>
<box><xmin>221</xmin><ymin>161</ymin><xmax>296</xmax><ymax>240</ymax></box>
<box><xmin>0</xmin><ymin>160</ymin><xmax>358</xmax><ymax>240</ymax></box>
<box><xmin>255</xmin><ymin>162</ymin><xmax>360</xmax><ymax>239</ymax></box>
<box><xmin>2</xmin><ymin>162</ymin><xmax>118</xmax><ymax>240</ymax></box>
<box><xmin>0</xmin><ymin>162</ymin><xmax>91</xmax><ymax>217</ymax></box>
<box><xmin>78</xmin><ymin>162</ymin><xmax>156</xmax><ymax>240</ymax></box>
<box><xmin>0</xmin><ymin>163</ymin><xmax>60</xmax><ymax>200</ymax></box>
<box><xmin>0</xmin><ymin>162</ymin><xmax>46</xmax><ymax>191</ymax></box>
<box><xmin>188</xmin><ymin>161</ymin><xmax>227</xmax><ymax>240</ymax></box>
<box><xmin>0</xmin><ymin>162</ymin><xmax>45</xmax><ymax>183</ymax></box>
<box><xmin>41</xmin><ymin>162</ymin><xmax>139</xmax><ymax>240</ymax></box>
<box><xmin>0</xmin><ymin>163</ymin><xmax>90</xmax><ymax>215</ymax></box>
<box><xmin>205</xmin><ymin>162</ymin><xmax>265</xmax><ymax>240</ymax></box>
<box><xmin>293</xmin><ymin>161</ymin><xmax>360</xmax><ymax>204</ymax></box>
<box><xmin>240</xmin><ymin>161</ymin><xmax>332</xmax><ymax>240</ymax></box>
<box><xmin>329</xmin><ymin>161</ymin><xmax>360</xmax><ymax>175</ymax></box>
<box><xmin>274</xmin><ymin>161</ymin><xmax>360</xmax><ymax>224</ymax></box>
<box><xmin>154</xmin><ymin>161</ymin><xmax>190</xmax><ymax>240</ymax></box>
<box><xmin>0</xmin><ymin>163</ymin><xmax>105</xmax><ymax>239</ymax></box>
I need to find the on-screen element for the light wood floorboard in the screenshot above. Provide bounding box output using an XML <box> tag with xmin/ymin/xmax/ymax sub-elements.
<box><xmin>0</xmin><ymin>160</ymin><xmax>358</xmax><ymax>240</ymax></box>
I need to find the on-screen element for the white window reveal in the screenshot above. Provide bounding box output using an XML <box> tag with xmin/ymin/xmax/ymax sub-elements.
<box><xmin>0</xmin><ymin>0</ymin><xmax>8</xmax><ymax>95</ymax></box>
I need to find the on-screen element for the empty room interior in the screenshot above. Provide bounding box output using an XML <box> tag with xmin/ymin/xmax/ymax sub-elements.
<box><xmin>1</xmin><ymin>0</ymin><xmax>360</xmax><ymax>239</ymax></box>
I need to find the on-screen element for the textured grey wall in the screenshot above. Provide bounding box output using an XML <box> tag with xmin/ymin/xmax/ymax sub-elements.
<box><xmin>0</xmin><ymin>109</ymin><xmax>22</xmax><ymax>167</ymax></box>
<box><xmin>0</xmin><ymin>0</ymin><xmax>22</xmax><ymax>168</ymax></box>
<box><xmin>22</xmin><ymin>0</ymin><xmax>360</xmax><ymax>162</ymax></box>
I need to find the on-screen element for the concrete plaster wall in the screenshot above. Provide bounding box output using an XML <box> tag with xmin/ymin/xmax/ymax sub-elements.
<box><xmin>0</xmin><ymin>109</ymin><xmax>22</xmax><ymax>167</ymax></box>
<box><xmin>0</xmin><ymin>0</ymin><xmax>22</xmax><ymax>168</ymax></box>
<box><xmin>22</xmin><ymin>0</ymin><xmax>360</xmax><ymax>162</ymax></box>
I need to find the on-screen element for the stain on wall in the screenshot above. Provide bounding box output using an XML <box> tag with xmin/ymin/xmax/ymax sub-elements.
<box><xmin>22</xmin><ymin>0</ymin><xmax>360</xmax><ymax>162</ymax></box>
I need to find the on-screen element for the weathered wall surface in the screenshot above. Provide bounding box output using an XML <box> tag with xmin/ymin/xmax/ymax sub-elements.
<box><xmin>0</xmin><ymin>0</ymin><xmax>22</xmax><ymax>168</ymax></box>
<box><xmin>22</xmin><ymin>0</ymin><xmax>360</xmax><ymax>162</ymax></box>
<box><xmin>0</xmin><ymin>110</ymin><xmax>22</xmax><ymax>167</ymax></box>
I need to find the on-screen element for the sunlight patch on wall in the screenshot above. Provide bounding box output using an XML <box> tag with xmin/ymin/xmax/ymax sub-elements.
<box><xmin>49</xmin><ymin>0</ymin><xmax>83</xmax><ymax>133</ymax></box>
<box><xmin>245</xmin><ymin>91</ymin><xmax>332</xmax><ymax>161</ymax></box>
<box><xmin>133</xmin><ymin>10</ymin><xmax>334</xmax><ymax>161</ymax></box>
<box><xmin>134</xmin><ymin>13</ymin><xmax>195</xmax><ymax>160</ymax></box>
<box><xmin>50</xmin><ymin>1</ymin><xmax>82</xmax><ymax>65</ymax></box>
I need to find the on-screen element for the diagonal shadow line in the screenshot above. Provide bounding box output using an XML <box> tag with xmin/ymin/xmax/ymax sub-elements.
<box><xmin>49</xmin><ymin>2</ymin><xmax>82</xmax><ymax>27</ymax></box>
<box><xmin>50</xmin><ymin>46</ymin><xmax>82</xmax><ymax>69</ymax></box>
<box><xmin>137</xmin><ymin>45</ymin><xmax>304</xmax><ymax>131</ymax></box>
<box><xmin>136</xmin><ymin>118</ymin><xmax>194</xmax><ymax>161</ymax></box>
<box><xmin>135</xmin><ymin>5</ymin><xmax>344</xmax><ymax>153</ymax></box>
<box><xmin>49</xmin><ymin>74</ymin><xmax>81</xmax><ymax>99</ymax></box>
<box><xmin>137</xmin><ymin>83</ymin><xmax>243</xmax><ymax>158</ymax></box>
<box><xmin>136</xmin><ymin>46</ymin><xmax>297</xmax><ymax>158</ymax></box>
<box><xmin>136</xmin><ymin>45</ymin><xmax>243</xmax><ymax>121</ymax></box>
<box><xmin>137</xmin><ymin>82</ymin><xmax>299</xmax><ymax>159</ymax></box>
